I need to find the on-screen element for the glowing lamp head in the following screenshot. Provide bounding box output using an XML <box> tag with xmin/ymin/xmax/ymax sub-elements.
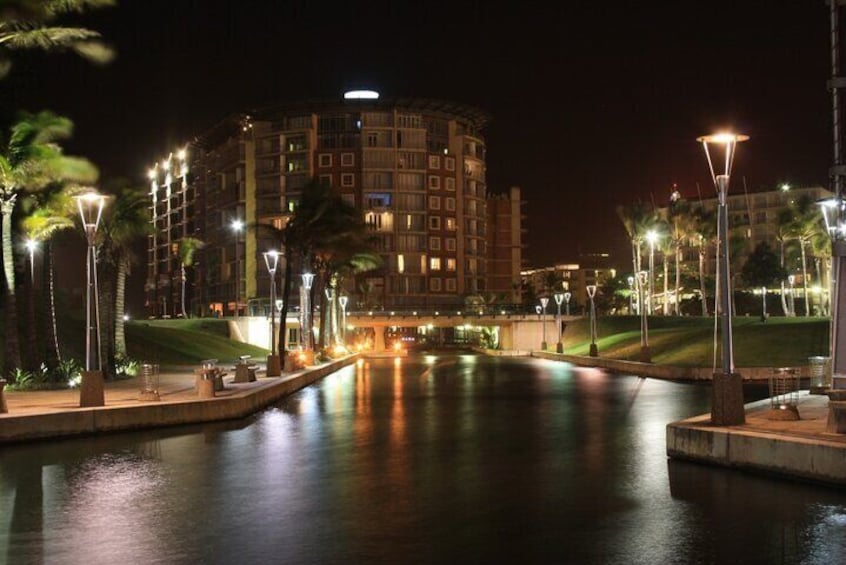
<box><xmin>231</xmin><ymin>219</ymin><xmax>244</xmax><ymax>232</ymax></box>
<box><xmin>780</xmin><ymin>183</ymin><xmax>790</xmax><ymax>192</ymax></box>
<box><xmin>697</xmin><ymin>131</ymin><xmax>749</xmax><ymax>188</ymax></box>
<box><xmin>147</xmin><ymin>168</ymin><xmax>157</xmax><ymax>180</ymax></box>
<box><xmin>344</xmin><ymin>90</ymin><xmax>380</xmax><ymax>100</ymax></box>
<box><xmin>339</xmin><ymin>295</ymin><xmax>348</xmax><ymax>309</ymax></box>
<box><xmin>627</xmin><ymin>276</ymin><xmax>634</xmax><ymax>286</ymax></box>
<box><xmin>24</xmin><ymin>239</ymin><xmax>38</xmax><ymax>253</ymax></box>
<box><xmin>646</xmin><ymin>230</ymin><xmax>660</xmax><ymax>245</ymax></box>
<box><xmin>263</xmin><ymin>249</ymin><xmax>280</xmax><ymax>273</ymax></box>
<box><xmin>563</xmin><ymin>292</ymin><xmax>572</xmax><ymax>303</ymax></box>
<box><xmin>301</xmin><ymin>272</ymin><xmax>315</xmax><ymax>290</ymax></box>
<box><xmin>177</xmin><ymin>148</ymin><xmax>187</xmax><ymax>161</ymax></box>
<box><xmin>535</xmin><ymin>305</ymin><xmax>542</xmax><ymax>315</ymax></box>
<box><xmin>554</xmin><ymin>292</ymin><xmax>564</xmax><ymax>305</ymax></box>
<box><xmin>540</xmin><ymin>297</ymin><xmax>549</xmax><ymax>309</ymax></box>
<box><xmin>586</xmin><ymin>285</ymin><xmax>597</xmax><ymax>299</ymax></box>
<box><xmin>818</xmin><ymin>197</ymin><xmax>846</xmax><ymax>240</ymax></box>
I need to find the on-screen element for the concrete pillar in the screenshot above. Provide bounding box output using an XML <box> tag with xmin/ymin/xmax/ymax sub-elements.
<box><xmin>374</xmin><ymin>327</ymin><xmax>386</xmax><ymax>351</ymax></box>
<box><xmin>499</xmin><ymin>324</ymin><xmax>514</xmax><ymax>350</ymax></box>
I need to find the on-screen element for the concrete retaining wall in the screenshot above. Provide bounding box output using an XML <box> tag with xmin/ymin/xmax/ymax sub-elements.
<box><xmin>531</xmin><ymin>351</ymin><xmax>780</xmax><ymax>381</ymax></box>
<box><xmin>0</xmin><ymin>356</ymin><xmax>358</xmax><ymax>444</ymax></box>
<box><xmin>667</xmin><ymin>414</ymin><xmax>846</xmax><ymax>486</ymax></box>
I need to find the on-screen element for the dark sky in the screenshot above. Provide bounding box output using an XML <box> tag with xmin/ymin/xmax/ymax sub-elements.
<box><xmin>0</xmin><ymin>0</ymin><xmax>834</xmax><ymax>272</ymax></box>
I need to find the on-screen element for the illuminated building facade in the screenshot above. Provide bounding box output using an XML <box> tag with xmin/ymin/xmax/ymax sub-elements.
<box><xmin>145</xmin><ymin>93</ymin><xmax>524</xmax><ymax>317</ymax></box>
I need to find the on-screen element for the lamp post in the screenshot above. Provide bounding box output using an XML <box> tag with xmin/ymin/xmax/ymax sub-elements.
<box><xmin>819</xmin><ymin>196</ymin><xmax>846</xmax><ymax>374</ymax></box>
<box><xmin>539</xmin><ymin>296</ymin><xmax>549</xmax><ymax>350</ymax></box>
<box><xmin>563</xmin><ymin>291</ymin><xmax>572</xmax><ymax>316</ymax></box>
<box><xmin>339</xmin><ymin>295</ymin><xmax>349</xmax><ymax>346</ymax></box>
<box><xmin>760</xmin><ymin>286</ymin><xmax>768</xmax><ymax>323</ymax></box>
<box><xmin>230</xmin><ymin>219</ymin><xmax>243</xmax><ymax>319</ymax></box>
<box><xmin>586</xmin><ymin>284</ymin><xmax>598</xmax><ymax>357</ymax></box>
<box><xmin>76</xmin><ymin>191</ymin><xmax>107</xmax><ymax>407</ymax></box>
<box><xmin>263</xmin><ymin>250</ymin><xmax>281</xmax><ymax>376</ymax></box>
<box><xmin>301</xmin><ymin>272</ymin><xmax>315</xmax><ymax>363</ymax></box>
<box><xmin>627</xmin><ymin>275</ymin><xmax>635</xmax><ymax>315</ymax></box>
<box><xmin>553</xmin><ymin>292</ymin><xmax>564</xmax><ymax>353</ymax></box>
<box><xmin>645</xmin><ymin>230</ymin><xmax>659</xmax><ymax>315</ymax></box>
<box><xmin>638</xmin><ymin>270</ymin><xmax>650</xmax><ymax>363</ymax></box>
<box><xmin>698</xmin><ymin>131</ymin><xmax>749</xmax><ymax>425</ymax></box>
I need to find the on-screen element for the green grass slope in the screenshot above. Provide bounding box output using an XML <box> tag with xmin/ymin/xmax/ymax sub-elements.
<box><xmin>126</xmin><ymin>319</ymin><xmax>268</xmax><ymax>365</ymax></box>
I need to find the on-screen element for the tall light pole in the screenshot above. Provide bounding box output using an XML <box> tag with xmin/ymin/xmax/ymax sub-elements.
<box><xmin>563</xmin><ymin>291</ymin><xmax>571</xmax><ymax>316</ymax></box>
<box><xmin>554</xmin><ymin>291</ymin><xmax>564</xmax><ymax>353</ymax></box>
<box><xmin>646</xmin><ymin>230</ymin><xmax>659</xmax><ymax>315</ymax></box>
<box><xmin>301</xmin><ymin>272</ymin><xmax>315</xmax><ymax>363</ymax></box>
<box><xmin>627</xmin><ymin>275</ymin><xmax>635</xmax><ymax>315</ymax></box>
<box><xmin>539</xmin><ymin>296</ymin><xmax>549</xmax><ymax>350</ymax></box>
<box><xmin>586</xmin><ymin>284</ymin><xmax>598</xmax><ymax>357</ymax></box>
<box><xmin>231</xmin><ymin>219</ymin><xmax>243</xmax><ymax>319</ymax></box>
<box><xmin>76</xmin><ymin>191</ymin><xmax>107</xmax><ymax>407</ymax></box>
<box><xmin>263</xmin><ymin>250</ymin><xmax>281</xmax><ymax>376</ymax></box>
<box><xmin>339</xmin><ymin>295</ymin><xmax>349</xmax><ymax>346</ymax></box>
<box><xmin>638</xmin><ymin>270</ymin><xmax>650</xmax><ymax>363</ymax></box>
<box><xmin>698</xmin><ymin>131</ymin><xmax>748</xmax><ymax>425</ymax></box>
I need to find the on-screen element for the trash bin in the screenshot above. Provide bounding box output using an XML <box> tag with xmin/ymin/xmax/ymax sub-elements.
<box><xmin>768</xmin><ymin>367</ymin><xmax>800</xmax><ymax>420</ymax></box>
<box><xmin>808</xmin><ymin>356</ymin><xmax>832</xmax><ymax>394</ymax></box>
<box><xmin>139</xmin><ymin>363</ymin><xmax>160</xmax><ymax>401</ymax></box>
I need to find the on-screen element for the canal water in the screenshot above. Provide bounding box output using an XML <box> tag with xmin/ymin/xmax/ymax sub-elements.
<box><xmin>2</xmin><ymin>355</ymin><xmax>846</xmax><ymax>564</ymax></box>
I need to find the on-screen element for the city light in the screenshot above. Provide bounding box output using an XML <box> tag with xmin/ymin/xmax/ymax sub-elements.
<box><xmin>344</xmin><ymin>90</ymin><xmax>380</xmax><ymax>100</ymax></box>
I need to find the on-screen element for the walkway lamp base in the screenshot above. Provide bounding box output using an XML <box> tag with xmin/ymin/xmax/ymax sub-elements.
<box><xmin>80</xmin><ymin>370</ymin><xmax>104</xmax><ymax>407</ymax></box>
<box><xmin>640</xmin><ymin>346</ymin><xmax>651</xmax><ymax>364</ymax></box>
<box><xmin>266</xmin><ymin>354</ymin><xmax>281</xmax><ymax>377</ymax></box>
<box><xmin>556</xmin><ymin>342</ymin><xmax>563</xmax><ymax>354</ymax></box>
<box><xmin>541</xmin><ymin>341</ymin><xmax>548</xmax><ymax>351</ymax></box>
<box><xmin>589</xmin><ymin>343</ymin><xmax>598</xmax><ymax>357</ymax></box>
<box><xmin>711</xmin><ymin>372</ymin><xmax>745</xmax><ymax>426</ymax></box>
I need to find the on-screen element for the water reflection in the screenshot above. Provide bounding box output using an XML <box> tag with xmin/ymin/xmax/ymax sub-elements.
<box><xmin>1</xmin><ymin>354</ymin><xmax>845</xmax><ymax>564</ymax></box>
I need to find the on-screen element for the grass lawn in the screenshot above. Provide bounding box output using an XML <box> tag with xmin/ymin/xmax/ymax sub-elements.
<box><xmin>560</xmin><ymin>316</ymin><xmax>829</xmax><ymax>368</ymax></box>
<box><xmin>126</xmin><ymin>319</ymin><xmax>268</xmax><ymax>365</ymax></box>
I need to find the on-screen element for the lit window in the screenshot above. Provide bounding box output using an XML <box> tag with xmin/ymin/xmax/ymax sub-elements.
<box><xmin>318</xmin><ymin>153</ymin><xmax>332</xmax><ymax>168</ymax></box>
<box><xmin>430</xmin><ymin>257</ymin><xmax>442</xmax><ymax>271</ymax></box>
<box><xmin>428</xmin><ymin>155</ymin><xmax>441</xmax><ymax>169</ymax></box>
<box><xmin>446</xmin><ymin>258</ymin><xmax>456</xmax><ymax>271</ymax></box>
<box><xmin>445</xmin><ymin>218</ymin><xmax>456</xmax><ymax>231</ymax></box>
<box><xmin>341</xmin><ymin>173</ymin><xmax>355</xmax><ymax>187</ymax></box>
<box><xmin>398</xmin><ymin>254</ymin><xmax>405</xmax><ymax>273</ymax></box>
<box><xmin>341</xmin><ymin>153</ymin><xmax>355</xmax><ymax>166</ymax></box>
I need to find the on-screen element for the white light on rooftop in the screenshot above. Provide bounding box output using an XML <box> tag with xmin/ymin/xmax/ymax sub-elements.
<box><xmin>344</xmin><ymin>90</ymin><xmax>380</xmax><ymax>100</ymax></box>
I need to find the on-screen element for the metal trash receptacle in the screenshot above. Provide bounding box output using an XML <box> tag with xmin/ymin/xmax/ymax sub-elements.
<box><xmin>768</xmin><ymin>367</ymin><xmax>800</xmax><ymax>420</ymax></box>
<box><xmin>808</xmin><ymin>356</ymin><xmax>832</xmax><ymax>394</ymax></box>
<box><xmin>139</xmin><ymin>363</ymin><xmax>160</xmax><ymax>401</ymax></box>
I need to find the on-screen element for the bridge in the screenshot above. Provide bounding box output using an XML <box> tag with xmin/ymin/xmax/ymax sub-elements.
<box><xmin>232</xmin><ymin>310</ymin><xmax>582</xmax><ymax>352</ymax></box>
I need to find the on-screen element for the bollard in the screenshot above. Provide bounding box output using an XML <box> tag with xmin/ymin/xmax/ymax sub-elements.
<box><xmin>197</xmin><ymin>376</ymin><xmax>215</xmax><ymax>398</ymax></box>
<box><xmin>0</xmin><ymin>379</ymin><xmax>7</xmax><ymax>413</ymax></box>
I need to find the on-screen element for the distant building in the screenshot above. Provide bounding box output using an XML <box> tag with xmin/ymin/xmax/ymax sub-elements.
<box><xmin>144</xmin><ymin>93</ymin><xmax>524</xmax><ymax>317</ymax></box>
<box><xmin>521</xmin><ymin>254</ymin><xmax>618</xmax><ymax>311</ymax></box>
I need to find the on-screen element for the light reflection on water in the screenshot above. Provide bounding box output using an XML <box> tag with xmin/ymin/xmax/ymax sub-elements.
<box><xmin>1</xmin><ymin>354</ymin><xmax>845</xmax><ymax>564</ymax></box>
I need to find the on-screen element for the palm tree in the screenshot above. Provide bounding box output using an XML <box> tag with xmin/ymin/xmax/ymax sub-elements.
<box><xmin>616</xmin><ymin>201</ymin><xmax>658</xmax><ymax>283</ymax></box>
<box><xmin>0</xmin><ymin>0</ymin><xmax>115</xmax><ymax>78</ymax></box>
<box><xmin>177</xmin><ymin>236</ymin><xmax>204</xmax><ymax>318</ymax></box>
<box><xmin>0</xmin><ymin>111</ymin><xmax>96</xmax><ymax>373</ymax></box>
<box><xmin>21</xmin><ymin>184</ymin><xmax>80</xmax><ymax>367</ymax></box>
<box><xmin>690</xmin><ymin>205</ymin><xmax>717</xmax><ymax>316</ymax></box>
<box><xmin>667</xmin><ymin>197</ymin><xmax>694</xmax><ymax>315</ymax></box>
<box><xmin>787</xmin><ymin>195</ymin><xmax>823</xmax><ymax>316</ymax></box>
<box><xmin>100</xmin><ymin>186</ymin><xmax>150</xmax><ymax>360</ymax></box>
<box><xmin>775</xmin><ymin>207</ymin><xmax>794</xmax><ymax>316</ymax></box>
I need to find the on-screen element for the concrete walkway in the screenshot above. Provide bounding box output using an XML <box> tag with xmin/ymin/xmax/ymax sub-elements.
<box><xmin>0</xmin><ymin>356</ymin><xmax>359</xmax><ymax>443</ymax></box>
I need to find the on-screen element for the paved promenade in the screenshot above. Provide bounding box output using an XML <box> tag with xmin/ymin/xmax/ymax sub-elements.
<box><xmin>0</xmin><ymin>356</ymin><xmax>359</xmax><ymax>443</ymax></box>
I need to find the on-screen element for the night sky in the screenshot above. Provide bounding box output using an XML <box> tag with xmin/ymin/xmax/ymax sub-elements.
<box><xmin>0</xmin><ymin>0</ymin><xmax>833</xmax><ymax>272</ymax></box>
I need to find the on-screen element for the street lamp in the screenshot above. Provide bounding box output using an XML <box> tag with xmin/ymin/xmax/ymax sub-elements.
<box><xmin>586</xmin><ymin>284</ymin><xmax>598</xmax><ymax>357</ymax></box>
<box><xmin>698</xmin><ymin>131</ymin><xmax>749</xmax><ymax>425</ymax></box>
<box><xmin>638</xmin><ymin>270</ymin><xmax>650</xmax><ymax>362</ymax></box>
<box><xmin>301</xmin><ymin>272</ymin><xmax>315</xmax><ymax>362</ymax></box>
<box><xmin>645</xmin><ymin>230</ymin><xmax>660</xmax><ymax>315</ymax></box>
<box><xmin>24</xmin><ymin>238</ymin><xmax>38</xmax><ymax>285</ymax></box>
<box><xmin>760</xmin><ymin>285</ymin><xmax>768</xmax><ymax>322</ymax></box>
<box><xmin>339</xmin><ymin>295</ymin><xmax>349</xmax><ymax>345</ymax></box>
<box><xmin>263</xmin><ymin>249</ymin><xmax>281</xmax><ymax>376</ymax></box>
<box><xmin>819</xmin><ymin>196</ymin><xmax>846</xmax><ymax>373</ymax></box>
<box><xmin>76</xmin><ymin>190</ymin><xmax>107</xmax><ymax>407</ymax></box>
<box><xmin>553</xmin><ymin>292</ymin><xmax>565</xmax><ymax>353</ymax></box>
<box><xmin>563</xmin><ymin>291</ymin><xmax>572</xmax><ymax>316</ymax></box>
<box><xmin>539</xmin><ymin>296</ymin><xmax>549</xmax><ymax>350</ymax></box>
<box><xmin>627</xmin><ymin>275</ymin><xmax>635</xmax><ymax>314</ymax></box>
<box><xmin>230</xmin><ymin>219</ymin><xmax>244</xmax><ymax>319</ymax></box>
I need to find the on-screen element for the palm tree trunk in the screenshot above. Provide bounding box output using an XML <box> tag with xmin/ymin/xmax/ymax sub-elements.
<box><xmin>278</xmin><ymin>250</ymin><xmax>293</xmax><ymax>362</ymax></box>
<box><xmin>779</xmin><ymin>240</ymin><xmax>789</xmax><ymax>316</ymax></box>
<box><xmin>2</xmin><ymin>198</ymin><xmax>22</xmax><ymax>372</ymax></box>
<box><xmin>698</xmin><ymin>249</ymin><xmax>708</xmax><ymax>316</ymax></box>
<box><xmin>180</xmin><ymin>264</ymin><xmax>187</xmax><ymax>318</ymax></box>
<box><xmin>801</xmin><ymin>241</ymin><xmax>810</xmax><ymax>316</ymax></box>
<box><xmin>24</xmin><ymin>255</ymin><xmax>37</xmax><ymax>371</ymax></box>
<box><xmin>674</xmin><ymin>243</ymin><xmax>681</xmax><ymax>315</ymax></box>
<box><xmin>114</xmin><ymin>255</ymin><xmax>128</xmax><ymax>358</ymax></box>
<box><xmin>662</xmin><ymin>255</ymin><xmax>669</xmax><ymax>316</ymax></box>
<box><xmin>815</xmin><ymin>257</ymin><xmax>826</xmax><ymax>316</ymax></box>
<box><xmin>317</xmin><ymin>271</ymin><xmax>328</xmax><ymax>351</ymax></box>
<box><xmin>43</xmin><ymin>241</ymin><xmax>60</xmax><ymax>367</ymax></box>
